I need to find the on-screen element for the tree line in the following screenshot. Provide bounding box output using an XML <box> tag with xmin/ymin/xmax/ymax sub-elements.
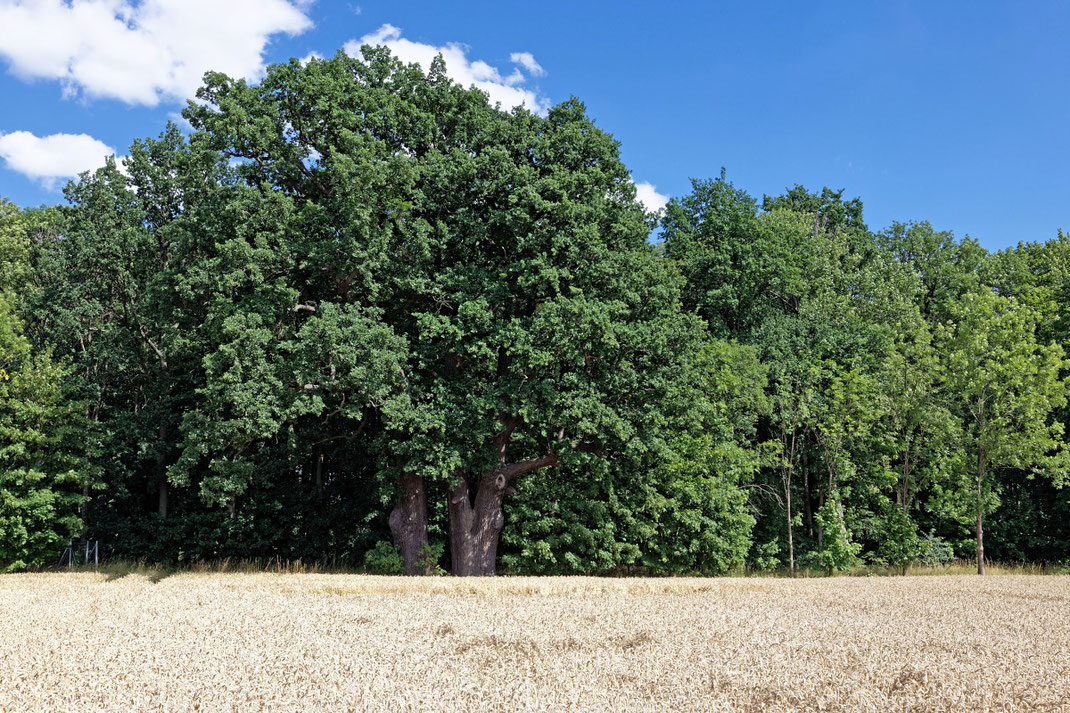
<box><xmin>2</xmin><ymin>48</ymin><xmax>1068</xmax><ymax>575</ymax></box>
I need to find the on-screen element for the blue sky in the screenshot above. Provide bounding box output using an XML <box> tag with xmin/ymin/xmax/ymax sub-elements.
<box><xmin>1</xmin><ymin>1</ymin><xmax>1068</xmax><ymax>251</ymax></box>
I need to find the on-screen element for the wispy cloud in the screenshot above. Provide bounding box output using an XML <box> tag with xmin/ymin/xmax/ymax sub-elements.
<box><xmin>347</xmin><ymin>25</ymin><xmax>550</xmax><ymax>114</ymax></box>
<box><xmin>510</xmin><ymin>52</ymin><xmax>545</xmax><ymax>77</ymax></box>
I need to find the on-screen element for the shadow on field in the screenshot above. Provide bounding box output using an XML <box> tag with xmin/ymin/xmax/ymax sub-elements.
<box><xmin>102</xmin><ymin>566</ymin><xmax>177</xmax><ymax>584</ymax></box>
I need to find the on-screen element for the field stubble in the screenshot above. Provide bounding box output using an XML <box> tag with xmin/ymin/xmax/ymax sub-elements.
<box><xmin>1</xmin><ymin>573</ymin><xmax>1067</xmax><ymax>712</ymax></box>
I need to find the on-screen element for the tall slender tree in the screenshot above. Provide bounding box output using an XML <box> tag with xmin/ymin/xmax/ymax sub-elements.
<box><xmin>939</xmin><ymin>292</ymin><xmax>1069</xmax><ymax>574</ymax></box>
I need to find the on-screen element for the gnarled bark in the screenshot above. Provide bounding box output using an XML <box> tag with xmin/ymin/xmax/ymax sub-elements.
<box><xmin>448</xmin><ymin>474</ymin><xmax>505</xmax><ymax>577</ymax></box>
<box><xmin>389</xmin><ymin>473</ymin><xmax>428</xmax><ymax>575</ymax></box>
<box><xmin>448</xmin><ymin>453</ymin><xmax>559</xmax><ymax>576</ymax></box>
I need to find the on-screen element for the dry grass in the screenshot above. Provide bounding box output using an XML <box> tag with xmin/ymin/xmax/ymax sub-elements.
<box><xmin>1</xmin><ymin>574</ymin><xmax>1068</xmax><ymax>712</ymax></box>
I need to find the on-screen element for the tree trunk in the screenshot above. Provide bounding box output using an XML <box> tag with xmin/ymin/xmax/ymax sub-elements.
<box><xmin>80</xmin><ymin>483</ymin><xmax>90</xmax><ymax>536</ymax></box>
<box><xmin>447</xmin><ymin>452</ymin><xmax>559</xmax><ymax>577</ymax></box>
<box><xmin>156</xmin><ymin>422</ymin><xmax>169</xmax><ymax>518</ymax></box>
<box><xmin>158</xmin><ymin>480</ymin><xmax>168</xmax><ymax>518</ymax></box>
<box><xmin>976</xmin><ymin>448</ymin><xmax>985</xmax><ymax>576</ymax></box>
<box><xmin>389</xmin><ymin>473</ymin><xmax>428</xmax><ymax>575</ymax></box>
<box><xmin>815</xmin><ymin>494</ymin><xmax>823</xmax><ymax>552</ymax></box>
<box><xmin>314</xmin><ymin>449</ymin><xmax>325</xmax><ymax>517</ymax></box>
<box><xmin>976</xmin><ymin>483</ymin><xmax>985</xmax><ymax>577</ymax></box>
<box><xmin>448</xmin><ymin>473</ymin><xmax>507</xmax><ymax>576</ymax></box>
<box><xmin>899</xmin><ymin>452</ymin><xmax>911</xmax><ymax>514</ymax></box>
<box><xmin>785</xmin><ymin>469</ymin><xmax>795</xmax><ymax>578</ymax></box>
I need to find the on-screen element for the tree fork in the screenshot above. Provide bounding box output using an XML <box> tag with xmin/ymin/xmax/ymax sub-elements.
<box><xmin>448</xmin><ymin>474</ymin><xmax>506</xmax><ymax>577</ymax></box>
<box><xmin>448</xmin><ymin>453</ymin><xmax>559</xmax><ymax>576</ymax></box>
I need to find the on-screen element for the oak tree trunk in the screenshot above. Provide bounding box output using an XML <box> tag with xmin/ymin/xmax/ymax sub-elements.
<box><xmin>448</xmin><ymin>473</ymin><xmax>507</xmax><ymax>576</ymax></box>
<box><xmin>389</xmin><ymin>473</ymin><xmax>428</xmax><ymax>575</ymax></box>
<box><xmin>783</xmin><ymin>429</ymin><xmax>797</xmax><ymax>578</ymax></box>
<box><xmin>446</xmin><ymin>452</ymin><xmax>559</xmax><ymax>577</ymax></box>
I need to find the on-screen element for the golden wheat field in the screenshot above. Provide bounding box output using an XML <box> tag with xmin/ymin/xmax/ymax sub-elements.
<box><xmin>1</xmin><ymin>573</ymin><xmax>1068</xmax><ymax>712</ymax></box>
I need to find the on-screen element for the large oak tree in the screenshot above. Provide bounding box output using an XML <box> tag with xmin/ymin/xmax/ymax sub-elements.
<box><xmin>168</xmin><ymin>47</ymin><xmax>704</xmax><ymax>575</ymax></box>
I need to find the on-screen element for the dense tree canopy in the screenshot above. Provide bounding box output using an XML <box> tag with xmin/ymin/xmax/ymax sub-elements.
<box><xmin>3</xmin><ymin>47</ymin><xmax>1069</xmax><ymax>576</ymax></box>
<box><xmin>0</xmin><ymin>201</ymin><xmax>90</xmax><ymax>571</ymax></box>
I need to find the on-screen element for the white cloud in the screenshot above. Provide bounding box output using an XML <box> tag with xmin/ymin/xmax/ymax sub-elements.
<box><xmin>0</xmin><ymin>0</ymin><xmax>313</xmax><ymax>106</ymax></box>
<box><xmin>347</xmin><ymin>25</ymin><xmax>549</xmax><ymax>114</ymax></box>
<box><xmin>509</xmin><ymin>52</ymin><xmax>544</xmax><ymax>77</ymax></box>
<box><xmin>0</xmin><ymin>131</ymin><xmax>115</xmax><ymax>188</ymax></box>
<box><xmin>634</xmin><ymin>181</ymin><xmax>669</xmax><ymax>214</ymax></box>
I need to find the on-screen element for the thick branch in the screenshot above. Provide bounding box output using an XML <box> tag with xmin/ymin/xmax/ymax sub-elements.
<box><xmin>295</xmin><ymin>157</ymin><xmax>334</xmax><ymax>198</ymax></box>
<box><xmin>490</xmin><ymin>413</ymin><xmax>523</xmax><ymax>463</ymax></box>
<box><xmin>498</xmin><ymin>452</ymin><xmax>559</xmax><ymax>483</ymax></box>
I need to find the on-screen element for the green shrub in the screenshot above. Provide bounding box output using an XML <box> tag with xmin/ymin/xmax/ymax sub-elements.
<box><xmin>917</xmin><ymin>532</ymin><xmax>955</xmax><ymax>567</ymax></box>
<box><xmin>415</xmin><ymin>541</ymin><xmax>446</xmax><ymax>576</ymax></box>
<box><xmin>814</xmin><ymin>499</ymin><xmax>861</xmax><ymax>575</ymax></box>
<box><xmin>878</xmin><ymin>505</ymin><xmax>922</xmax><ymax>574</ymax></box>
<box><xmin>363</xmin><ymin>541</ymin><xmax>404</xmax><ymax>575</ymax></box>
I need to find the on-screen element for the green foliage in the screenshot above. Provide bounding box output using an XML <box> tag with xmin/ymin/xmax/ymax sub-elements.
<box><xmin>363</xmin><ymin>541</ymin><xmax>404</xmax><ymax>575</ymax></box>
<box><xmin>983</xmin><ymin>231</ymin><xmax>1070</xmax><ymax>348</ymax></box>
<box><xmin>500</xmin><ymin>457</ymin><xmax>644</xmax><ymax>575</ymax></box>
<box><xmin>878</xmin><ymin>504</ymin><xmax>922</xmax><ymax>573</ymax></box>
<box><xmin>762</xmin><ymin>185</ymin><xmax>866</xmax><ymax>234</ymax></box>
<box><xmin>0</xmin><ymin>351</ymin><xmax>89</xmax><ymax>572</ymax></box>
<box><xmin>364</xmin><ymin>540</ymin><xmax>443</xmax><ymax>576</ymax></box>
<box><xmin>638</xmin><ymin>435</ymin><xmax>756</xmax><ymax>574</ymax></box>
<box><xmin>660</xmin><ymin>171</ymin><xmax>763</xmax><ymax>338</ymax></box>
<box><xmin>938</xmin><ymin>292</ymin><xmax>1070</xmax><ymax>517</ymax></box>
<box><xmin>6</xmin><ymin>48</ymin><xmax>1070</xmax><ymax>577</ymax></box>
<box><xmin>813</xmin><ymin>498</ymin><xmax>862</xmax><ymax>575</ymax></box>
<box><xmin>416</xmin><ymin>541</ymin><xmax>446</xmax><ymax>576</ymax></box>
<box><xmin>0</xmin><ymin>200</ymin><xmax>91</xmax><ymax>571</ymax></box>
<box><xmin>635</xmin><ymin>341</ymin><xmax>774</xmax><ymax>574</ymax></box>
<box><xmin>916</xmin><ymin>532</ymin><xmax>955</xmax><ymax>567</ymax></box>
<box><xmin>877</xmin><ymin>221</ymin><xmax>985</xmax><ymax>323</ymax></box>
<box><xmin>749</xmin><ymin>540</ymin><xmax>781</xmax><ymax>572</ymax></box>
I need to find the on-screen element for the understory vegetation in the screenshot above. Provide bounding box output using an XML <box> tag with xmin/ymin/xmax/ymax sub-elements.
<box><xmin>2</xmin><ymin>47</ymin><xmax>1069</xmax><ymax>576</ymax></box>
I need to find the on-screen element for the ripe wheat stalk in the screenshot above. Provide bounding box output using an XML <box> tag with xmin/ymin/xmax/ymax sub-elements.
<box><xmin>1</xmin><ymin>573</ymin><xmax>1067</xmax><ymax>712</ymax></box>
